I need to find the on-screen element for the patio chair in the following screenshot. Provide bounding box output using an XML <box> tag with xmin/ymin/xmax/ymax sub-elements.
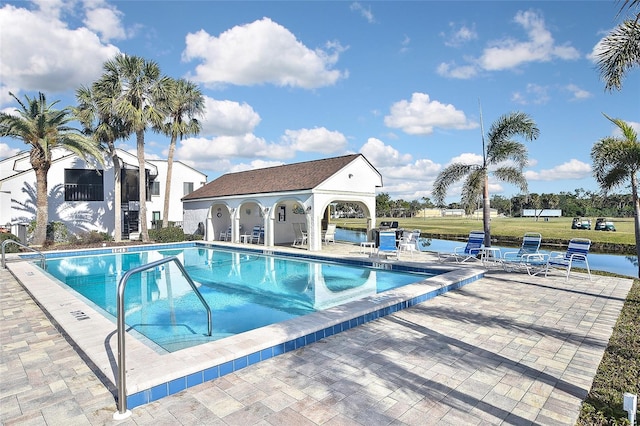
<box><xmin>545</xmin><ymin>238</ymin><xmax>592</xmax><ymax>281</ymax></box>
<box><xmin>502</xmin><ymin>232</ymin><xmax>546</xmax><ymax>275</ymax></box>
<box><xmin>323</xmin><ymin>223</ymin><xmax>336</xmax><ymax>244</ymax></box>
<box><xmin>250</xmin><ymin>226</ymin><xmax>264</xmax><ymax>244</ymax></box>
<box><xmin>376</xmin><ymin>230</ymin><xmax>398</xmax><ymax>259</ymax></box>
<box><xmin>292</xmin><ymin>223</ymin><xmax>307</xmax><ymax>247</ymax></box>
<box><xmin>219</xmin><ymin>226</ymin><xmax>231</xmax><ymax>241</ymax></box>
<box><xmin>398</xmin><ymin>230</ymin><xmax>419</xmax><ymax>257</ymax></box>
<box><xmin>438</xmin><ymin>230</ymin><xmax>484</xmax><ymax>263</ymax></box>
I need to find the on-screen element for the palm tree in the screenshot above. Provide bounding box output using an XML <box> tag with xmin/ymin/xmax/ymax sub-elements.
<box><xmin>591</xmin><ymin>114</ymin><xmax>640</xmax><ymax>277</ymax></box>
<box><xmin>433</xmin><ymin>111</ymin><xmax>539</xmax><ymax>246</ymax></box>
<box><xmin>75</xmin><ymin>85</ymin><xmax>128</xmax><ymax>242</ymax></box>
<box><xmin>95</xmin><ymin>54</ymin><xmax>171</xmax><ymax>242</ymax></box>
<box><xmin>597</xmin><ymin>1</ymin><xmax>640</xmax><ymax>91</ymax></box>
<box><xmin>0</xmin><ymin>92</ymin><xmax>104</xmax><ymax>245</ymax></box>
<box><xmin>156</xmin><ymin>78</ymin><xmax>204</xmax><ymax>228</ymax></box>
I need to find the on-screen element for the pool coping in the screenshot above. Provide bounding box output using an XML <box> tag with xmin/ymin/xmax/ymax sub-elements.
<box><xmin>6</xmin><ymin>242</ymin><xmax>484</xmax><ymax>411</ymax></box>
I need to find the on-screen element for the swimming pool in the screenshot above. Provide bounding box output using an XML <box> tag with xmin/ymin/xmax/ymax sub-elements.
<box><xmin>43</xmin><ymin>246</ymin><xmax>435</xmax><ymax>352</ymax></box>
<box><xmin>9</xmin><ymin>241</ymin><xmax>484</xmax><ymax>412</ymax></box>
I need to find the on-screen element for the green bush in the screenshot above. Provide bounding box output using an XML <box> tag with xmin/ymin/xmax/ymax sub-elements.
<box><xmin>26</xmin><ymin>221</ymin><xmax>69</xmax><ymax>244</ymax></box>
<box><xmin>0</xmin><ymin>233</ymin><xmax>21</xmax><ymax>253</ymax></box>
<box><xmin>149</xmin><ymin>227</ymin><xmax>185</xmax><ymax>243</ymax></box>
<box><xmin>69</xmin><ymin>230</ymin><xmax>113</xmax><ymax>245</ymax></box>
<box><xmin>185</xmin><ymin>234</ymin><xmax>204</xmax><ymax>241</ymax></box>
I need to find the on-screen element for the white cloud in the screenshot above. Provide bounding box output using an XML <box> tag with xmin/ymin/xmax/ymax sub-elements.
<box><xmin>350</xmin><ymin>2</ymin><xmax>375</xmax><ymax>23</ymax></box>
<box><xmin>0</xmin><ymin>142</ymin><xmax>21</xmax><ymax>159</ymax></box>
<box><xmin>182</xmin><ymin>17</ymin><xmax>347</xmax><ymax>89</ymax></box>
<box><xmin>359</xmin><ymin>138</ymin><xmax>441</xmax><ymax>200</ymax></box>
<box><xmin>360</xmin><ymin>138</ymin><xmax>413</xmax><ymax>167</ymax></box>
<box><xmin>384</xmin><ymin>93</ymin><xmax>478</xmax><ymax>136</ymax></box>
<box><xmin>282</xmin><ymin>127</ymin><xmax>348</xmax><ymax>154</ymax></box>
<box><xmin>436</xmin><ymin>62</ymin><xmax>478</xmax><ymax>79</ymax></box>
<box><xmin>176</xmin><ymin>134</ymin><xmax>294</xmax><ymax>166</ymax></box>
<box><xmin>442</xmin><ymin>22</ymin><xmax>477</xmax><ymax>47</ymax></box>
<box><xmin>0</xmin><ymin>3</ymin><xmax>119</xmax><ymax>98</ymax></box>
<box><xmin>448</xmin><ymin>153</ymin><xmax>483</xmax><ymax>166</ymax></box>
<box><xmin>565</xmin><ymin>84</ymin><xmax>592</xmax><ymax>101</ymax></box>
<box><xmin>437</xmin><ymin>10</ymin><xmax>580</xmax><ymax>79</ymax></box>
<box><xmin>511</xmin><ymin>83</ymin><xmax>550</xmax><ymax>105</ymax></box>
<box><xmin>525</xmin><ymin>159</ymin><xmax>591</xmax><ymax>181</ymax></box>
<box><xmin>479</xmin><ymin>10</ymin><xmax>580</xmax><ymax>71</ymax></box>
<box><xmin>83</xmin><ymin>5</ymin><xmax>127</xmax><ymax>42</ymax></box>
<box><xmin>200</xmin><ymin>97</ymin><xmax>261</xmax><ymax>137</ymax></box>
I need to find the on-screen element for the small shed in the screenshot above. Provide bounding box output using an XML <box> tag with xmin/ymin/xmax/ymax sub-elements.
<box><xmin>182</xmin><ymin>154</ymin><xmax>383</xmax><ymax>251</ymax></box>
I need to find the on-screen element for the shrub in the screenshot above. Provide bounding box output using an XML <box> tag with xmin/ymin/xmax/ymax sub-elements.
<box><xmin>0</xmin><ymin>233</ymin><xmax>21</xmax><ymax>253</ymax></box>
<box><xmin>149</xmin><ymin>227</ymin><xmax>185</xmax><ymax>243</ymax></box>
<box><xmin>69</xmin><ymin>230</ymin><xmax>113</xmax><ymax>245</ymax></box>
<box><xmin>185</xmin><ymin>234</ymin><xmax>204</xmax><ymax>241</ymax></box>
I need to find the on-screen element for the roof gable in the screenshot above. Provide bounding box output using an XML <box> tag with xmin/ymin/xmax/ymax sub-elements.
<box><xmin>183</xmin><ymin>154</ymin><xmax>376</xmax><ymax>200</ymax></box>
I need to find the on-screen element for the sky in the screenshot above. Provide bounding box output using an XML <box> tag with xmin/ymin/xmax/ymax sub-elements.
<box><xmin>1</xmin><ymin>0</ymin><xmax>639</xmax><ymax>204</ymax></box>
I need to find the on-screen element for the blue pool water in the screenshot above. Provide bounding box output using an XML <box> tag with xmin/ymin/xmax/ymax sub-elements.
<box><xmin>43</xmin><ymin>246</ymin><xmax>436</xmax><ymax>352</ymax></box>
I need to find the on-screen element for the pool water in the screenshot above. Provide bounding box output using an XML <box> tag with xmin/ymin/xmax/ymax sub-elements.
<box><xmin>43</xmin><ymin>247</ymin><xmax>435</xmax><ymax>352</ymax></box>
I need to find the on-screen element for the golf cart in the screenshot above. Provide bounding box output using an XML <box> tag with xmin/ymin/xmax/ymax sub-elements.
<box><xmin>571</xmin><ymin>217</ymin><xmax>591</xmax><ymax>230</ymax></box>
<box><xmin>595</xmin><ymin>217</ymin><xmax>616</xmax><ymax>231</ymax></box>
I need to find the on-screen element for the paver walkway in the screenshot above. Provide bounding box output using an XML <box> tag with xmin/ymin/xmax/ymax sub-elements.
<box><xmin>0</xmin><ymin>248</ymin><xmax>633</xmax><ymax>425</ymax></box>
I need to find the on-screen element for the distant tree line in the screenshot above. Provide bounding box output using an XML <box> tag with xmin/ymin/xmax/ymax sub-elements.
<box><xmin>374</xmin><ymin>189</ymin><xmax>636</xmax><ymax>218</ymax></box>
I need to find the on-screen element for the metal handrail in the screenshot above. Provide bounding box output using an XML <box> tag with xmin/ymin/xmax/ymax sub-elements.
<box><xmin>114</xmin><ymin>256</ymin><xmax>212</xmax><ymax>419</ymax></box>
<box><xmin>1</xmin><ymin>239</ymin><xmax>45</xmax><ymax>269</ymax></box>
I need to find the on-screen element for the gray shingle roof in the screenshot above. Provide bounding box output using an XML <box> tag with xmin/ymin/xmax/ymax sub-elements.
<box><xmin>183</xmin><ymin>154</ymin><xmax>371</xmax><ymax>200</ymax></box>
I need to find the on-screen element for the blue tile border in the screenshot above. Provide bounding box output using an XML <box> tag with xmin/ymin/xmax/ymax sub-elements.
<box><xmin>125</xmin><ymin>269</ymin><xmax>483</xmax><ymax>409</ymax></box>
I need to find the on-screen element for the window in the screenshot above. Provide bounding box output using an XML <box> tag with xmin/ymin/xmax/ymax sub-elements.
<box><xmin>183</xmin><ymin>182</ymin><xmax>194</xmax><ymax>196</ymax></box>
<box><xmin>64</xmin><ymin>169</ymin><xmax>104</xmax><ymax>201</ymax></box>
<box><xmin>151</xmin><ymin>181</ymin><xmax>160</xmax><ymax>196</ymax></box>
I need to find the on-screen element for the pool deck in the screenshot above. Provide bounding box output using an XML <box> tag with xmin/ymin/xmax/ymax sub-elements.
<box><xmin>1</xmin><ymin>242</ymin><xmax>634</xmax><ymax>425</ymax></box>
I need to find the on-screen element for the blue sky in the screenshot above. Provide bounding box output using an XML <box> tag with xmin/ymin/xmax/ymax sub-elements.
<box><xmin>1</xmin><ymin>0</ymin><xmax>638</xmax><ymax>203</ymax></box>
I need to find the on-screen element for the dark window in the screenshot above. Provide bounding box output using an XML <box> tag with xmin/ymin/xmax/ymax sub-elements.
<box><xmin>151</xmin><ymin>181</ymin><xmax>160</xmax><ymax>196</ymax></box>
<box><xmin>64</xmin><ymin>169</ymin><xmax>104</xmax><ymax>201</ymax></box>
<box><xmin>121</xmin><ymin>169</ymin><xmax>153</xmax><ymax>202</ymax></box>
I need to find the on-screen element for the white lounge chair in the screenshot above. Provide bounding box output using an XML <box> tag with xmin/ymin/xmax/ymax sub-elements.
<box><xmin>323</xmin><ymin>223</ymin><xmax>336</xmax><ymax>244</ymax></box>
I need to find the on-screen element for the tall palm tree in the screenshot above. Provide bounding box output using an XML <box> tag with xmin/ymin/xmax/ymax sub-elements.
<box><xmin>95</xmin><ymin>54</ymin><xmax>171</xmax><ymax>242</ymax></box>
<box><xmin>591</xmin><ymin>114</ymin><xmax>640</xmax><ymax>277</ymax></box>
<box><xmin>0</xmin><ymin>92</ymin><xmax>104</xmax><ymax>245</ymax></box>
<box><xmin>156</xmin><ymin>78</ymin><xmax>204</xmax><ymax>228</ymax></box>
<box><xmin>433</xmin><ymin>111</ymin><xmax>539</xmax><ymax>246</ymax></box>
<box><xmin>75</xmin><ymin>85</ymin><xmax>128</xmax><ymax>242</ymax></box>
<box><xmin>597</xmin><ymin>1</ymin><xmax>640</xmax><ymax>91</ymax></box>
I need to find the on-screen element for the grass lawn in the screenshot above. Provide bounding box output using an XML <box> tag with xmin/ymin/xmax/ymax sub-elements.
<box><xmin>577</xmin><ymin>276</ymin><xmax>640</xmax><ymax>425</ymax></box>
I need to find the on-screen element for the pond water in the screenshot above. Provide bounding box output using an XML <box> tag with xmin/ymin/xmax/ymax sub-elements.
<box><xmin>335</xmin><ymin>228</ymin><xmax>638</xmax><ymax>278</ymax></box>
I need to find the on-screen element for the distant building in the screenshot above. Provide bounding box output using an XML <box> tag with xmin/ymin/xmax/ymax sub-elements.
<box><xmin>442</xmin><ymin>209</ymin><xmax>465</xmax><ymax>217</ymax></box>
<box><xmin>522</xmin><ymin>209</ymin><xmax>562</xmax><ymax>218</ymax></box>
<box><xmin>473</xmin><ymin>208</ymin><xmax>499</xmax><ymax>219</ymax></box>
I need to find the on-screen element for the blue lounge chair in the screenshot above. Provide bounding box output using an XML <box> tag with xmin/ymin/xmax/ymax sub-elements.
<box><xmin>502</xmin><ymin>232</ymin><xmax>546</xmax><ymax>275</ymax></box>
<box><xmin>438</xmin><ymin>230</ymin><xmax>484</xmax><ymax>263</ymax></box>
<box><xmin>545</xmin><ymin>238</ymin><xmax>592</xmax><ymax>281</ymax></box>
<box><xmin>377</xmin><ymin>231</ymin><xmax>398</xmax><ymax>259</ymax></box>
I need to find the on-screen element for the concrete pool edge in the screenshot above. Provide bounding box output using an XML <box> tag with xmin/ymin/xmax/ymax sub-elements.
<box><xmin>6</xmin><ymin>242</ymin><xmax>485</xmax><ymax>411</ymax></box>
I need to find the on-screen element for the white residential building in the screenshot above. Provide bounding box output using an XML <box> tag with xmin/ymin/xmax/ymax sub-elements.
<box><xmin>0</xmin><ymin>148</ymin><xmax>206</xmax><ymax>240</ymax></box>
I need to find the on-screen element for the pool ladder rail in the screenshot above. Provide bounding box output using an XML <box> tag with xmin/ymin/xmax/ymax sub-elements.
<box><xmin>114</xmin><ymin>256</ymin><xmax>212</xmax><ymax>420</ymax></box>
<box><xmin>1</xmin><ymin>239</ymin><xmax>46</xmax><ymax>269</ymax></box>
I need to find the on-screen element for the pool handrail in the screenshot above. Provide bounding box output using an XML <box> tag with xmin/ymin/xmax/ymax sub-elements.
<box><xmin>1</xmin><ymin>239</ymin><xmax>45</xmax><ymax>269</ymax></box>
<box><xmin>114</xmin><ymin>256</ymin><xmax>212</xmax><ymax>419</ymax></box>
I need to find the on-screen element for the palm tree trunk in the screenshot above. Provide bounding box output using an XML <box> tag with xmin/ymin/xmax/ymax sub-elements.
<box><xmin>162</xmin><ymin>135</ymin><xmax>177</xmax><ymax>228</ymax></box>
<box><xmin>137</xmin><ymin>130</ymin><xmax>149</xmax><ymax>242</ymax></box>
<box><xmin>631</xmin><ymin>173</ymin><xmax>640</xmax><ymax>278</ymax></box>
<box><xmin>33</xmin><ymin>166</ymin><xmax>49</xmax><ymax>246</ymax></box>
<box><xmin>482</xmin><ymin>174</ymin><xmax>491</xmax><ymax>247</ymax></box>
<box><xmin>111</xmin><ymin>146</ymin><xmax>122</xmax><ymax>242</ymax></box>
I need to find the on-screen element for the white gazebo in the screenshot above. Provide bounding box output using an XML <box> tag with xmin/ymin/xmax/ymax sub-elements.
<box><xmin>182</xmin><ymin>154</ymin><xmax>382</xmax><ymax>251</ymax></box>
